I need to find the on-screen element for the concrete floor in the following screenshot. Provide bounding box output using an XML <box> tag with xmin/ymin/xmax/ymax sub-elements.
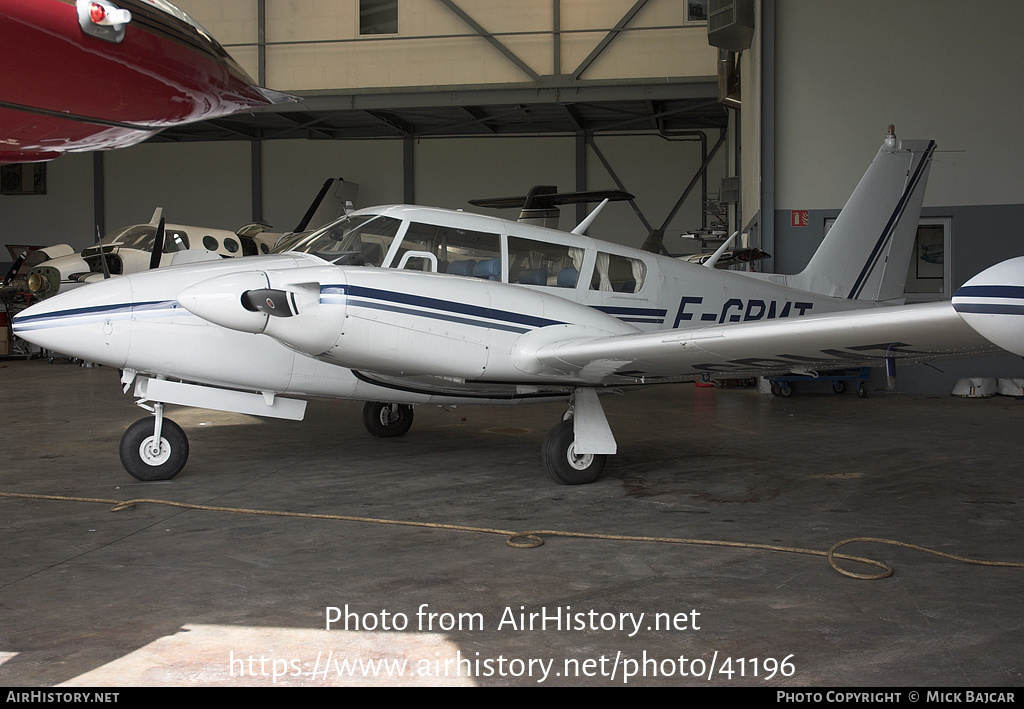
<box><xmin>1</xmin><ymin>358</ymin><xmax>1022</xmax><ymax>687</ymax></box>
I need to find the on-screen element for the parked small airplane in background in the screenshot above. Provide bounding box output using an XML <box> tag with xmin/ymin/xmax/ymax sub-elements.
<box><xmin>21</xmin><ymin>178</ymin><xmax>358</xmax><ymax>299</ymax></box>
<box><xmin>13</xmin><ymin>128</ymin><xmax>1023</xmax><ymax>485</ymax></box>
<box><xmin>0</xmin><ymin>0</ymin><xmax>290</xmax><ymax>163</ymax></box>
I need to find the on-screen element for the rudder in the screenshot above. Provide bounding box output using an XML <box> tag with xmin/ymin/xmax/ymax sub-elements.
<box><xmin>790</xmin><ymin>126</ymin><xmax>936</xmax><ymax>301</ymax></box>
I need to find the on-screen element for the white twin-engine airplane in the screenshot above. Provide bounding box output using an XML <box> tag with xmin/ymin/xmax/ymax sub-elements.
<box><xmin>13</xmin><ymin>127</ymin><xmax>1024</xmax><ymax>484</ymax></box>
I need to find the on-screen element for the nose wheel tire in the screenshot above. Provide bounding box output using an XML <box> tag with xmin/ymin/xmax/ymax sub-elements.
<box><xmin>362</xmin><ymin>402</ymin><xmax>414</xmax><ymax>438</ymax></box>
<box><xmin>120</xmin><ymin>417</ymin><xmax>189</xmax><ymax>481</ymax></box>
<box><xmin>542</xmin><ymin>419</ymin><xmax>606</xmax><ymax>485</ymax></box>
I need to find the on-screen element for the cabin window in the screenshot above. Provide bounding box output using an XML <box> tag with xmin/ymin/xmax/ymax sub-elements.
<box><xmin>507</xmin><ymin>237</ymin><xmax>584</xmax><ymax>288</ymax></box>
<box><xmin>164</xmin><ymin>230</ymin><xmax>188</xmax><ymax>252</ymax></box>
<box><xmin>590</xmin><ymin>252</ymin><xmax>646</xmax><ymax>293</ymax></box>
<box><xmin>402</xmin><ymin>222</ymin><xmax>501</xmax><ymax>279</ymax></box>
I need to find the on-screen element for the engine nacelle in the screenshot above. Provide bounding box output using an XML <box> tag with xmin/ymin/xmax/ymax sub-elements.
<box><xmin>178</xmin><ymin>271</ymin><xmax>271</xmax><ymax>333</ymax></box>
<box><xmin>177</xmin><ymin>266</ymin><xmax>349</xmax><ymax>356</ymax></box>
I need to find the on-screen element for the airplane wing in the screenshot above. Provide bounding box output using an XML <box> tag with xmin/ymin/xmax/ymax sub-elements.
<box><xmin>525</xmin><ymin>301</ymin><xmax>1001</xmax><ymax>382</ymax></box>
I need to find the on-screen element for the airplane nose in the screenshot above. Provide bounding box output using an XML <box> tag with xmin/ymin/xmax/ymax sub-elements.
<box><xmin>12</xmin><ymin>277</ymin><xmax>134</xmax><ymax>366</ymax></box>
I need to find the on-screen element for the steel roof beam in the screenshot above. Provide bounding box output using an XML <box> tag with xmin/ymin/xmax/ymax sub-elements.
<box><xmin>436</xmin><ymin>0</ymin><xmax>542</xmax><ymax>82</ymax></box>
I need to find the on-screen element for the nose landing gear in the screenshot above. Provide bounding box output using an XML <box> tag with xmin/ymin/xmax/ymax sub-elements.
<box><xmin>119</xmin><ymin>403</ymin><xmax>189</xmax><ymax>481</ymax></box>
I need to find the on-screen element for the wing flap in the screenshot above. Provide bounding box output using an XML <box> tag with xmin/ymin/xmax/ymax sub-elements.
<box><xmin>531</xmin><ymin>301</ymin><xmax>1000</xmax><ymax>383</ymax></box>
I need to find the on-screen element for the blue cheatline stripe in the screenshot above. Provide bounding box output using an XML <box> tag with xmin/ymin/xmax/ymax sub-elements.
<box><xmin>347</xmin><ymin>298</ymin><xmax>530</xmax><ymax>334</ymax></box>
<box><xmin>953</xmin><ymin>285</ymin><xmax>1024</xmax><ymax>300</ymax></box>
<box><xmin>848</xmin><ymin>141</ymin><xmax>937</xmax><ymax>299</ymax></box>
<box><xmin>952</xmin><ymin>303</ymin><xmax>1024</xmax><ymax>316</ymax></box>
<box><xmin>591</xmin><ymin>305</ymin><xmax>665</xmax><ymax>324</ymax></box>
<box><xmin>344</xmin><ymin>284</ymin><xmax>564</xmax><ymax>329</ymax></box>
<box><xmin>593</xmin><ymin>306</ymin><xmax>667</xmax><ymax>317</ymax></box>
<box><xmin>11</xmin><ymin>300</ymin><xmax>179</xmax><ymax>331</ymax></box>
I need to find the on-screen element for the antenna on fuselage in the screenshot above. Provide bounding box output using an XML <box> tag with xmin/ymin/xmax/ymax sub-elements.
<box><xmin>702</xmin><ymin>231</ymin><xmax>739</xmax><ymax>269</ymax></box>
<box><xmin>571</xmin><ymin>199</ymin><xmax>609</xmax><ymax>235</ymax></box>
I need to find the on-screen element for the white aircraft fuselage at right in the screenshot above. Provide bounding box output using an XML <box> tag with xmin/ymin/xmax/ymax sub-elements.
<box><xmin>14</xmin><ymin>128</ymin><xmax>1024</xmax><ymax>484</ymax></box>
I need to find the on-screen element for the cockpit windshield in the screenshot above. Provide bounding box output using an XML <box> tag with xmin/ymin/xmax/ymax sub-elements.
<box><xmin>99</xmin><ymin>225</ymin><xmax>188</xmax><ymax>253</ymax></box>
<box><xmin>274</xmin><ymin>213</ymin><xmax>403</xmax><ymax>266</ymax></box>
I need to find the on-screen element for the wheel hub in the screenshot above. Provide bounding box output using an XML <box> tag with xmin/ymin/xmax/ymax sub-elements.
<box><xmin>565</xmin><ymin>443</ymin><xmax>594</xmax><ymax>471</ymax></box>
<box><xmin>139</xmin><ymin>436</ymin><xmax>171</xmax><ymax>466</ymax></box>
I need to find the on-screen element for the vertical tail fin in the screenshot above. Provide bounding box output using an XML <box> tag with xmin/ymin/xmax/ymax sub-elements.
<box><xmin>293</xmin><ymin>178</ymin><xmax>359</xmax><ymax>232</ymax></box>
<box><xmin>790</xmin><ymin>127</ymin><xmax>936</xmax><ymax>301</ymax></box>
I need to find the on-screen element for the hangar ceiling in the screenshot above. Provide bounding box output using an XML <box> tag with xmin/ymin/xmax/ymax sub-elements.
<box><xmin>151</xmin><ymin>81</ymin><xmax>727</xmax><ymax>143</ymax></box>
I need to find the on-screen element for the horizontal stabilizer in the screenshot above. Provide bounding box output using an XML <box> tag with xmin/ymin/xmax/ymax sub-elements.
<box><xmin>470</xmin><ymin>185</ymin><xmax>634</xmax><ymax>229</ymax></box>
<box><xmin>469</xmin><ymin>186</ymin><xmax>634</xmax><ymax>210</ymax></box>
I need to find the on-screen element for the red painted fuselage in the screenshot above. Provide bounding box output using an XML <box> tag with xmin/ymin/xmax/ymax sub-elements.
<box><xmin>0</xmin><ymin>0</ymin><xmax>280</xmax><ymax>162</ymax></box>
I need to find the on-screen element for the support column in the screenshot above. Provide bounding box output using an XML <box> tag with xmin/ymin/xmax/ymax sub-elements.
<box><xmin>404</xmin><ymin>135</ymin><xmax>415</xmax><ymax>204</ymax></box>
<box><xmin>92</xmin><ymin>152</ymin><xmax>105</xmax><ymax>238</ymax></box>
<box><xmin>251</xmin><ymin>140</ymin><xmax>264</xmax><ymax>223</ymax></box>
<box><xmin>575</xmin><ymin>132</ymin><xmax>587</xmax><ymax>224</ymax></box>
<box><xmin>760</xmin><ymin>0</ymin><xmax>776</xmax><ymax>272</ymax></box>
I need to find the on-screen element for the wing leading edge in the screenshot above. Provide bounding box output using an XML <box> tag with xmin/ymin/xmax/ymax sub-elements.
<box><xmin>523</xmin><ymin>301</ymin><xmax>999</xmax><ymax>383</ymax></box>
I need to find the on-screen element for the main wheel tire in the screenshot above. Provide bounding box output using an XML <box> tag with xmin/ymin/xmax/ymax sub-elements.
<box><xmin>542</xmin><ymin>419</ymin><xmax>606</xmax><ymax>485</ymax></box>
<box><xmin>362</xmin><ymin>402</ymin><xmax>414</xmax><ymax>438</ymax></box>
<box><xmin>119</xmin><ymin>417</ymin><xmax>189</xmax><ymax>481</ymax></box>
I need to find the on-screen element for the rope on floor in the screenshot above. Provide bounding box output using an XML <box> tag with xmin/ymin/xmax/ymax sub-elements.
<box><xmin>4</xmin><ymin>491</ymin><xmax>1024</xmax><ymax>581</ymax></box>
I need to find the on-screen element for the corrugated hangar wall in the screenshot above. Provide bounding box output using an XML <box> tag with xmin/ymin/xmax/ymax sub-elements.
<box><xmin>0</xmin><ymin>133</ymin><xmax>722</xmax><ymax>253</ymax></box>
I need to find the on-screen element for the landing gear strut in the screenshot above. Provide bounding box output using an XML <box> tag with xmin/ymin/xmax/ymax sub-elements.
<box><xmin>362</xmin><ymin>401</ymin><xmax>414</xmax><ymax>438</ymax></box>
<box><xmin>119</xmin><ymin>403</ymin><xmax>189</xmax><ymax>481</ymax></box>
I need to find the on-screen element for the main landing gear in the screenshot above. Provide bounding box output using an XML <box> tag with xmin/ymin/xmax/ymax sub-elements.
<box><xmin>362</xmin><ymin>401</ymin><xmax>414</xmax><ymax>438</ymax></box>
<box><xmin>541</xmin><ymin>388</ymin><xmax>616</xmax><ymax>486</ymax></box>
<box><xmin>361</xmin><ymin>390</ymin><xmax>616</xmax><ymax>486</ymax></box>
<box><xmin>542</xmin><ymin>417</ymin><xmax>607</xmax><ymax>485</ymax></box>
<box><xmin>120</xmin><ymin>403</ymin><xmax>190</xmax><ymax>481</ymax></box>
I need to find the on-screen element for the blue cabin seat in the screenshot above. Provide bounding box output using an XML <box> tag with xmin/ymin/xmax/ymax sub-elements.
<box><xmin>447</xmin><ymin>259</ymin><xmax>477</xmax><ymax>276</ymax></box>
<box><xmin>556</xmin><ymin>267</ymin><xmax>579</xmax><ymax>288</ymax></box>
<box><xmin>473</xmin><ymin>258</ymin><xmax>501</xmax><ymax>280</ymax></box>
<box><xmin>518</xmin><ymin>268</ymin><xmax>548</xmax><ymax>285</ymax></box>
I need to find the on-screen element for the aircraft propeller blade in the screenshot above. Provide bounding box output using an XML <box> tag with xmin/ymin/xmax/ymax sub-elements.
<box><xmin>241</xmin><ymin>288</ymin><xmax>299</xmax><ymax>317</ymax></box>
<box><xmin>2</xmin><ymin>250</ymin><xmax>26</xmax><ymax>287</ymax></box>
<box><xmin>149</xmin><ymin>217</ymin><xmax>165</xmax><ymax>270</ymax></box>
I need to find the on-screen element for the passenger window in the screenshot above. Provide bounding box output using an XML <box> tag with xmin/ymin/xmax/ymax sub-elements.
<box><xmin>404</xmin><ymin>222</ymin><xmax>502</xmax><ymax>279</ymax></box>
<box><xmin>591</xmin><ymin>252</ymin><xmax>646</xmax><ymax>293</ymax></box>
<box><xmin>508</xmin><ymin>237</ymin><xmax>585</xmax><ymax>288</ymax></box>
